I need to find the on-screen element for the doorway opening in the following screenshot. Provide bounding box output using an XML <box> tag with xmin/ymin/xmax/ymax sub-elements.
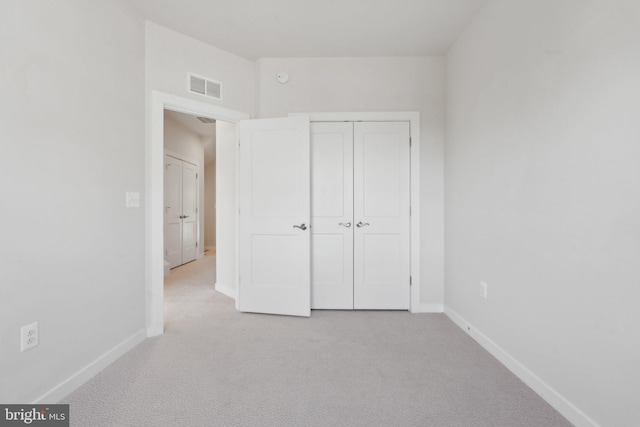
<box><xmin>147</xmin><ymin>91</ymin><xmax>249</xmax><ymax>336</ymax></box>
<box><xmin>162</xmin><ymin>109</ymin><xmax>216</xmax><ymax>328</ymax></box>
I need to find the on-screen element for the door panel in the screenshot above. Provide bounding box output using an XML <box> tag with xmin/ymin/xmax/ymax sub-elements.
<box><xmin>354</xmin><ymin>122</ymin><xmax>410</xmax><ymax>309</ymax></box>
<box><xmin>181</xmin><ymin>161</ymin><xmax>198</xmax><ymax>264</ymax></box>
<box><xmin>362</xmin><ymin>134</ymin><xmax>402</xmax><ymax>217</ymax></box>
<box><xmin>251</xmin><ymin>130</ymin><xmax>300</xmax><ymax>217</ymax></box>
<box><xmin>310</xmin><ymin>122</ymin><xmax>354</xmax><ymax>309</ymax></box>
<box><xmin>238</xmin><ymin>116</ymin><xmax>311</xmax><ymax>317</ymax></box>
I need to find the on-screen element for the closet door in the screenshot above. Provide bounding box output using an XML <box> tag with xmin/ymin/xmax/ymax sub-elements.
<box><xmin>353</xmin><ymin>122</ymin><xmax>411</xmax><ymax>309</ymax></box>
<box><xmin>310</xmin><ymin>122</ymin><xmax>354</xmax><ymax>309</ymax></box>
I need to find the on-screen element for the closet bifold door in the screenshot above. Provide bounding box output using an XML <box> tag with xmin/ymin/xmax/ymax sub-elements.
<box><xmin>353</xmin><ymin>122</ymin><xmax>411</xmax><ymax>309</ymax></box>
<box><xmin>310</xmin><ymin>122</ymin><xmax>354</xmax><ymax>309</ymax></box>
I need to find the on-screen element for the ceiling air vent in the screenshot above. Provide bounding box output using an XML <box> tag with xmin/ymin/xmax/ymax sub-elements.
<box><xmin>196</xmin><ymin>116</ymin><xmax>216</xmax><ymax>124</ymax></box>
<box><xmin>188</xmin><ymin>73</ymin><xmax>222</xmax><ymax>100</ymax></box>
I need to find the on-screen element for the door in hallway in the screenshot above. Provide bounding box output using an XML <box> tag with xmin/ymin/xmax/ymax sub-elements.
<box><xmin>165</xmin><ymin>155</ymin><xmax>198</xmax><ymax>268</ymax></box>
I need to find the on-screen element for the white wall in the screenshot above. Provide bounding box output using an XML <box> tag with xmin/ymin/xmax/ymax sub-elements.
<box><xmin>445</xmin><ymin>1</ymin><xmax>640</xmax><ymax>425</ymax></box>
<box><xmin>0</xmin><ymin>0</ymin><xmax>145</xmax><ymax>403</ymax></box>
<box><xmin>145</xmin><ymin>22</ymin><xmax>256</xmax><ymax>116</ymax></box>
<box><xmin>204</xmin><ymin>161</ymin><xmax>216</xmax><ymax>249</ymax></box>
<box><xmin>215</xmin><ymin>120</ymin><xmax>238</xmax><ymax>298</ymax></box>
<box><xmin>257</xmin><ymin>57</ymin><xmax>445</xmax><ymax>309</ymax></box>
<box><xmin>164</xmin><ymin>113</ymin><xmax>205</xmax><ymax>257</ymax></box>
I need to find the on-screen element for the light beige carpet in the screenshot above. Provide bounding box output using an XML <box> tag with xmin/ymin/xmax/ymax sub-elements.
<box><xmin>64</xmin><ymin>255</ymin><xmax>571</xmax><ymax>426</ymax></box>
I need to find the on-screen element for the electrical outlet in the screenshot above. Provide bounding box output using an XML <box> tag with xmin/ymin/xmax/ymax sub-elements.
<box><xmin>480</xmin><ymin>281</ymin><xmax>488</xmax><ymax>300</ymax></box>
<box><xmin>20</xmin><ymin>322</ymin><xmax>39</xmax><ymax>352</ymax></box>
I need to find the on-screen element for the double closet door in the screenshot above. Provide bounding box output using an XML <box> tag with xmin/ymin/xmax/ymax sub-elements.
<box><xmin>164</xmin><ymin>154</ymin><xmax>198</xmax><ymax>269</ymax></box>
<box><xmin>311</xmin><ymin>121</ymin><xmax>411</xmax><ymax>310</ymax></box>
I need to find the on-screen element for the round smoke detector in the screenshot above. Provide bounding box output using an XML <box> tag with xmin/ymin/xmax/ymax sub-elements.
<box><xmin>277</xmin><ymin>72</ymin><xmax>289</xmax><ymax>84</ymax></box>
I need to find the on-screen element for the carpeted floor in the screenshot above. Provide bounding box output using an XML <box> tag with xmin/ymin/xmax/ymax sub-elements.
<box><xmin>64</xmin><ymin>254</ymin><xmax>572</xmax><ymax>426</ymax></box>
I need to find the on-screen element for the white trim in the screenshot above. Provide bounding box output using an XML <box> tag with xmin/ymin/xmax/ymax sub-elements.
<box><xmin>215</xmin><ymin>282</ymin><xmax>236</xmax><ymax>299</ymax></box>
<box><xmin>147</xmin><ymin>91</ymin><xmax>249</xmax><ymax>337</ymax></box>
<box><xmin>33</xmin><ymin>329</ymin><xmax>146</xmax><ymax>404</ymax></box>
<box><xmin>290</xmin><ymin>112</ymin><xmax>422</xmax><ymax>313</ymax></box>
<box><xmin>444</xmin><ymin>306</ymin><xmax>600</xmax><ymax>427</ymax></box>
<box><xmin>413</xmin><ymin>303</ymin><xmax>443</xmax><ymax>313</ymax></box>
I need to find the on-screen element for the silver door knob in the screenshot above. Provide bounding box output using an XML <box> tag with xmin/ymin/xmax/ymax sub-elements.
<box><xmin>338</xmin><ymin>222</ymin><xmax>351</xmax><ymax>228</ymax></box>
<box><xmin>180</xmin><ymin>215</ymin><xmax>190</xmax><ymax>219</ymax></box>
<box><xmin>356</xmin><ymin>222</ymin><xmax>370</xmax><ymax>228</ymax></box>
<box><xmin>293</xmin><ymin>223</ymin><xmax>307</xmax><ymax>230</ymax></box>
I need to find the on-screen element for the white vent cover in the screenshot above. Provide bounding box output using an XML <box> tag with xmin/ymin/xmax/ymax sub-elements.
<box><xmin>188</xmin><ymin>73</ymin><xmax>222</xmax><ymax>100</ymax></box>
<box><xmin>196</xmin><ymin>116</ymin><xmax>216</xmax><ymax>124</ymax></box>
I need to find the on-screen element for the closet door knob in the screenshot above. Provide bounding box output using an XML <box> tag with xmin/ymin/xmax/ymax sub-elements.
<box><xmin>356</xmin><ymin>222</ymin><xmax>370</xmax><ymax>228</ymax></box>
<box><xmin>338</xmin><ymin>222</ymin><xmax>351</xmax><ymax>228</ymax></box>
<box><xmin>293</xmin><ymin>223</ymin><xmax>307</xmax><ymax>230</ymax></box>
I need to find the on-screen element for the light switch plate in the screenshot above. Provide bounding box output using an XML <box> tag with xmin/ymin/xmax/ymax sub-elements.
<box><xmin>126</xmin><ymin>192</ymin><xmax>140</xmax><ymax>208</ymax></box>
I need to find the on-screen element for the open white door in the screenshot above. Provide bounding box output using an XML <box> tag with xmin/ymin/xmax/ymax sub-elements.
<box><xmin>238</xmin><ymin>116</ymin><xmax>311</xmax><ymax>317</ymax></box>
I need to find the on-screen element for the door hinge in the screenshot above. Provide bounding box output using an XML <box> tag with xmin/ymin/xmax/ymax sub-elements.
<box><xmin>409</xmin><ymin>137</ymin><xmax>412</xmax><ymax>147</ymax></box>
<box><xmin>196</xmin><ymin>173</ymin><xmax>198</xmax><ymax>179</ymax></box>
<box><xmin>410</xmin><ymin>276</ymin><xmax>412</xmax><ymax>286</ymax></box>
<box><xmin>196</xmin><ymin>242</ymin><xmax>198</xmax><ymax>247</ymax></box>
<box><xmin>410</xmin><ymin>206</ymin><xmax>412</xmax><ymax>216</ymax></box>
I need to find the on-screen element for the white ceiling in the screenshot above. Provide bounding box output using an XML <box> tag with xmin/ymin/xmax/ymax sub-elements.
<box><xmin>131</xmin><ymin>0</ymin><xmax>487</xmax><ymax>59</ymax></box>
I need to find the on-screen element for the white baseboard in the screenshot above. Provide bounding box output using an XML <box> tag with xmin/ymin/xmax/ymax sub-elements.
<box><xmin>412</xmin><ymin>303</ymin><xmax>444</xmax><ymax>313</ymax></box>
<box><xmin>147</xmin><ymin>325</ymin><xmax>163</xmax><ymax>337</ymax></box>
<box><xmin>215</xmin><ymin>282</ymin><xmax>235</xmax><ymax>299</ymax></box>
<box><xmin>33</xmin><ymin>329</ymin><xmax>146</xmax><ymax>404</ymax></box>
<box><xmin>444</xmin><ymin>306</ymin><xmax>599</xmax><ymax>427</ymax></box>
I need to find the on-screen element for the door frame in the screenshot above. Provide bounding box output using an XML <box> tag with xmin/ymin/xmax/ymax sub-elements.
<box><xmin>147</xmin><ymin>90</ymin><xmax>249</xmax><ymax>336</ymax></box>
<box><xmin>291</xmin><ymin>112</ymin><xmax>422</xmax><ymax>313</ymax></box>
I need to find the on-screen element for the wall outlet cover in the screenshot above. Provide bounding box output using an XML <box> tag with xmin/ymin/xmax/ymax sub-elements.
<box><xmin>21</xmin><ymin>322</ymin><xmax>39</xmax><ymax>352</ymax></box>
